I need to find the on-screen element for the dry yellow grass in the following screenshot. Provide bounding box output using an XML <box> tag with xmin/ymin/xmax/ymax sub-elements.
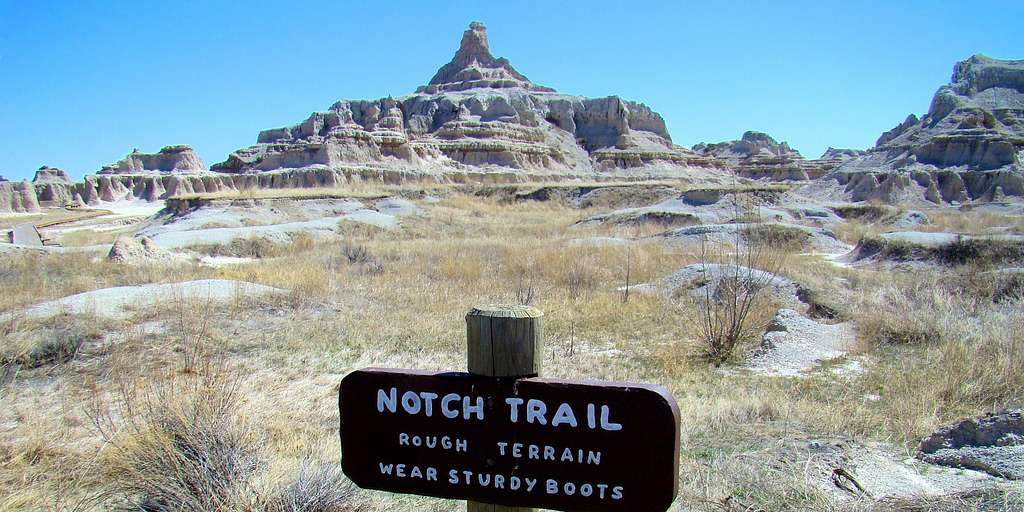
<box><xmin>1</xmin><ymin>189</ymin><xmax>1022</xmax><ymax>511</ymax></box>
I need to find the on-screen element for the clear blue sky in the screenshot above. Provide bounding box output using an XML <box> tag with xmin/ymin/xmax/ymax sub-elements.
<box><xmin>1</xmin><ymin>1</ymin><xmax>1022</xmax><ymax>181</ymax></box>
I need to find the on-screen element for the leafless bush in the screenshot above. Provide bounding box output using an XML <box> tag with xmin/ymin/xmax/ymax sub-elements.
<box><xmin>338</xmin><ymin>242</ymin><xmax>384</xmax><ymax>275</ymax></box>
<box><xmin>696</xmin><ymin>229</ymin><xmax>787</xmax><ymax>364</ymax></box>
<box><xmin>171</xmin><ymin>299</ymin><xmax>214</xmax><ymax>374</ymax></box>
<box><xmin>565</xmin><ymin>258</ymin><xmax>596</xmax><ymax>302</ymax></box>
<box><xmin>340</xmin><ymin>243</ymin><xmax>373</xmax><ymax>265</ymax></box>
<box><xmin>514</xmin><ymin>271</ymin><xmax>536</xmax><ymax>305</ymax></box>
<box><xmin>263</xmin><ymin>461</ymin><xmax>362</xmax><ymax>512</ymax></box>
<box><xmin>229</xmin><ymin>236</ymin><xmax>277</xmax><ymax>258</ymax></box>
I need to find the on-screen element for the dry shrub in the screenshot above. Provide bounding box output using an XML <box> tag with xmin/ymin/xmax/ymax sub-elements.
<box><xmin>92</xmin><ymin>368</ymin><xmax>264</xmax><ymax>511</ymax></box>
<box><xmin>695</xmin><ymin>234</ymin><xmax>787</xmax><ymax>364</ymax></box>
<box><xmin>262</xmin><ymin>461</ymin><xmax>361</xmax><ymax>512</ymax></box>
<box><xmin>229</xmin><ymin>237</ymin><xmax>278</xmax><ymax>259</ymax></box>
<box><xmin>334</xmin><ymin>242</ymin><xmax>384</xmax><ymax>275</ymax></box>
<box><xmin>563</xmin><ymin>254</ymin><xmax>598</xmax><ymax>302</ymax></box>
<box><xmin>509</xmin><ymin>257</ymin><xmax>539</xmax><ymax>305</ymax></box>
<box><xmin>854</xmin><ymin>273</ymin><xmax>948</xmax><ymax>347</ymax></box>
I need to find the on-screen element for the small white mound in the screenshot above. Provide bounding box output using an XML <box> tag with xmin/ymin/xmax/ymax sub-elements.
<box><xmin>108</xmin><ymin>236</ymin><xmax>188</xmax><ymax>264</ymax></box>
<box><xmin>3</xmin><ymin>279</ymin><xmax>286</xmax><ymax>320</ymax></box>
<box><xmin>746</xmin><ymin>309</ymin><xmax>855</xmax><ymax>377</ymax></box>
<box><xmin>630</xmin><ymin>263</ymin><xmax>806</xmax><ymax>310</ymax></box>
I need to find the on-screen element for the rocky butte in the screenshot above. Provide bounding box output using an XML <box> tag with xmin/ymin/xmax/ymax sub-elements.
<box><xmin>98</xmin><ymin>145</ymin><xmax>207</xmax><ymax>175</ymax></box>
<box><xmin>824</xmin><ymin>54</ymin><xmax>1024</xmax><ymax>203</ymax></box>
<box><xmin>692</xmin><ymin>131</ymin><xmax>850</xmax><ymax>181</ymax></box>
<box><xmin>212</xmin><ymin>22</ymin><xmax>718</xmax><ymax>179</ymax></box>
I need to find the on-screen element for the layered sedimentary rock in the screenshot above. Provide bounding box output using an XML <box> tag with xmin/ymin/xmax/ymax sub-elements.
<box><xmin>99</xmin><ymin>145</ymin><xmax>206</xmax><ymax>174</ymax></box>
<box><xmin>693</xmin><ymin>131</ymin><xmax>835</xmax><ymax>180</ymax></box>
<box><xmin>419</xmin><ymin>21</ymin><xmax>554</xmax><ymax>94</ymax></box>
<box><xmin>0</xmin><ymin>22</ymin><xmax>725</xmax><ymax>213</ymax></box>
<box><xmin>0</xmin><ymin>180</ymin><xmax>41</xmax><ymax>213</ymax></box>
<box><xmin>827</xmin><ymin>55</ymin><xmax>1024</xmax><ymax>202</ymax></box>
<box><xmin>214</xmin><ymin>22</ymin><xmax>714</xmax><ymax>177</ymax></box>
<box><xmin>33</xmin><ymin>166</ymin><xmax>77</xmax><ymax>207</ymax></box>
<box><xmin>33</xmin><ymin>166</ymin><xmax>72</xmax><ymax>183</ymax></box>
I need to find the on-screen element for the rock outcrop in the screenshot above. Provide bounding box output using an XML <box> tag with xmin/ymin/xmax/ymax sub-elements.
<box><xmin>747</xmin><ymin>308</ymin><xmax>854</xmax><ymax>377</ymax></box>
<box><xmin>213</xmin><ymin>23</ymin><xmax>716</xmax><ymax>177</ymax></box>
<box><xmin>107</xmin><ymin>235</ymin><xmax>180</xmax><ymax>264</ymax></box>
<box><xmin>919</xmin><ymin>409</ymin><xmax>1024</xmax><ymax>480</ymax></box>
<box><xmin>33</xmin><ymin>166</ymin><xmax>77</xmax><ymax>207</ymax></box>
<box><xmin>419</xmin><ymin>22</ymin><xmax>553</xmax><ymax>94</ymax></box>
<box><xmin>694</xmin><ymin>131</ymin><xmax>835</xmax><ymax>180</ymax></box>
<box><xmin>826</xmin><ymin>55</ymin><xmax>1024</xmax><ymax>203</ymax></box>
<box><xmin>32</xmin><ymin>166</ymin><xmax>72</xmax><ymax>183</ymax></box>
<box><xmin>819</xmin><ymin>147</ymin><xmax>867</xmax><ymax>162</ymax></box>
<box><xmin>0</xmin><ymin>180</ymin><xmax>41</xmax><ymax>213</ymax></box>
<box><xmin>894</xmin><ymin>55</ymin><xmax>1023</xmax><ymax>170</ymax></box>
<box><xmin>99</xmin><ymin>145</ymin><xmax>206</xmax><ymax>174</ymax></box>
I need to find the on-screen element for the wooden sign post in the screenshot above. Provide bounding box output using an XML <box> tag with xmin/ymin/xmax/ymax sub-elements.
<box><xmin>339</xmin><ymin>305</ymin><xmax>681</xmax><ymax>512</ymax></box>
<box><xmin>466</xmin><ymin>305</ymin><xmax>544</xmax><ymax>512</ymax></box>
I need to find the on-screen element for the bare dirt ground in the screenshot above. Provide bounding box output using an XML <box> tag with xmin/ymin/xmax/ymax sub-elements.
<box><xmin>1</xmin><ymin>183</ymin><xmax>1022</xmax><ymax>511</ymax></box>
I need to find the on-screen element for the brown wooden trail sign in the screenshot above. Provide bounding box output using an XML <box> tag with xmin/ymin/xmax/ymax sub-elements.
<box><xmin>338</xmin><ymin>305</ymin><xmax>681</xmax><ymax>512</ymax></box>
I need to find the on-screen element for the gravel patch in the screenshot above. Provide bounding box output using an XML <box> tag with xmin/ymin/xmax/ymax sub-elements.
<box><xmin>746</xmin><ymin>309</ymin><xmax>854</xmax><ymax>376</ymax></box>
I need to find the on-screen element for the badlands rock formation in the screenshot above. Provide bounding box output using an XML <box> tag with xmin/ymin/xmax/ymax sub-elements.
<box><xmin>32</xmin><ymin>166</ymin><xmax>72</xmax><ymax>183</ymax></box>
<box><xmin>213</xmin><ymin>22</ymin><xmax>715</xmax><ymax>176</ymax></box>
<box><xmin>0</xmin><ymin>180</ymin><xmax>40</xmax><ymax>213</ymax></box>
<box><xmin>99</xmin><ymin>145</ymin><xmax>206</xmax><ymax>174</ymax></box>
<box><xmin>693</xmin><ymin>131</ymin><xmax>834</xmax><ymax>180</ymax></box>
<box><xmin>32</xmin><ymin>167</ymin><xmax>75</xmax><ymax>207</ymax></box>
<box><xmin>2</xmin><ymin>33</ymin><xmax>1022</xmax><ymax>212</ymax></box>
<box><xmin>826</xmin><ymin>55</ymin><xmax>1024</xmax><ymax>203</ymax></box>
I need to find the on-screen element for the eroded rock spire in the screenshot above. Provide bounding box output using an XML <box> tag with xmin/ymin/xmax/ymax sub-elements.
<box><xmin>419</xmin><ymin>22</ymin><xmax>554</xmax><ymax>93</ymax></box>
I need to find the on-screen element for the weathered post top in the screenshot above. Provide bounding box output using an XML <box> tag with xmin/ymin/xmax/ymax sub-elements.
<box><xmin>467</xmin><ymin>304</ymin><xmax>543</xmax><ymax>378</ymax></box>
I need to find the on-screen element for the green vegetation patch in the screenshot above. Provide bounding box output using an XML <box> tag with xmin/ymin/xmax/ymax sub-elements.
<box><xmin>829</xmin><ymin>204</ymin><xmax>900</xmax><ymax>222</ymax></box>
<box><xmin>742</xmin><ymin>224</ymin><xmax>813</xmax><ymax>251</ymax></box>
<box><xmin>858</xmin><ymin>235</ymin><xmax>1024</xmax><ymax>267</ymax></box>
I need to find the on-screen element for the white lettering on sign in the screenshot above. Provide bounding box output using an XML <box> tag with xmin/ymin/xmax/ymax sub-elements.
<box><xmin>441</xmin><ymin>393</ymin><xmax>460</xmax><ymax>418</ymax></box>
<box><xmin>398</xmin><ymin>432</ymin><xmax>468</xmax><ymax>452</ymax></box>
<box><xmin>377</xmin><ymin>462</ymin><xmax>629</xmax><ymax>501</ymax></box>
<box><xmin>379</xmin><ymin>388</ymin><xmax>623</xmax><ymax>431</ymax></box>
<box><xmin>376</xmin><ymin>388</ymin><xmax>485</xmax><ymax>421</ymax></box>
<box><xmin>372</xmin><ymin>386</ymin><xmax>633</xmax><ymax>504</ymax></box>
<box><xmin>496</xmin><ymin>441</ymin><xmax>601</xmax><ymax>465</ymax></box>
<box><xmin>503</xmin><ymin>397</ymin><xmax>622</xmax><ymax>431</ymax></box>
<box><xmin>377</xmin><ymin>463</ymin><xmax>439</xmax><ymax>481</ymax></box>
<box><xmin>551</xmin><ymin>403</ymin><xmax>577</xmax><ymax>427</ymax></box>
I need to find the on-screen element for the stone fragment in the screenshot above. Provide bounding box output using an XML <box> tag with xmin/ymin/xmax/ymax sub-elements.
<box><xmin>919</xmin><ymin>410</ymin><xmax>1024</xmax><ymax>480</ymax></box>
